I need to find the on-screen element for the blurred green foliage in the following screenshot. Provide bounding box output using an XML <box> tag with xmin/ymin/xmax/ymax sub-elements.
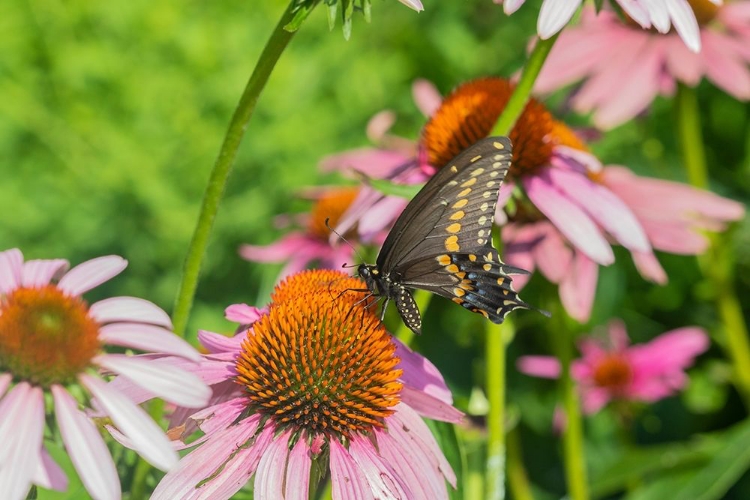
<box><xmin>2</xmin><ymin>0</ymin><xmax>750</xmax><ymax>498</ymax></box>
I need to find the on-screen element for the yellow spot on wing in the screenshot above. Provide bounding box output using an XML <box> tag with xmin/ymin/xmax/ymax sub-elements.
<box><xmin>483</xmin><ymin>263</ymin><xmax>492</xmax><ymax>271</ymax></box>
<box><xmin>460</xmin><ymin>177</ymin><xmax>477</xmax><ymax>188</ymax></box>
<box><xmin>445</xmin><ymin>235</ymin><xmax>459</xmax><ymax>252</ymax></box>
<box><xmin>450</xmin><ymin>165</ymin><xmax>458</xmax><ymax>173</ymax></box>
<box><xmin>470</xmin><ymin>168</ymin><xmax>485</xmax><ymax>177</ymax></box>
<box><xmin>453</xmin><ymin>287</ymin><xmax>465</xmax><ymax>297</ymax></box>
<box><xmin>446</xmin><ymin>223</ymin><xmax>461</xmax><ymax>234</ymax></box>
<box><xmin>449</xmin><ymin>211</ymin><xmax>465</xmax><ymax>221</ymax></box>
<box><xmin>458</xmin><ymin>188</ymin><xmax>472</xmax><ymax>197</ymax></box>
<box><xmin>470</xmin><ymin>155</ymin><xmax>482</xmax><ymax>163</ymax></box>
<box><xmin>493</xmin><ymin>141</ymin><xmax>505</xmax><ymax>149</ymax></box>
<box><xmin>446</xmin><ymin>264</ymin><xmax>459</xmax><ymax>273</ymax></box>
<box><xmin>452</xmin><ymin>199</ymin><xmax>468</xmax><ymax>209</ymax></box>
<box><xmin>436</xmin><ymin>255</ymin><xmax>451</xmax><ymax>266</ymax></box>
<box><xmin>468</xmin><ymin>254</ymin><xmax>477</xmax><ymax>262</ymax></box>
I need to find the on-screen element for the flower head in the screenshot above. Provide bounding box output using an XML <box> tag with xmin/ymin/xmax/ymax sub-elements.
<box><xmin>422</xmin><ymin>77</ymin><xmax>744</xmax><ymax>321</ymax></box>
<box><xmin>535</xmin><ymin>1</ymin><xmax>750</xmax><ymax>128</ymax></box>
<box><xmin>496</xmin><ymin>0</ymin><xmax>710</xmax><ymax>52</ymax></box>
<box><xmin>0</xmin><ymin>249</ymin><xmax>210</xmax><ymax>500</ymax></box>
<box><xmin>518</xmin><ymin>320</ymin><xmax>710</xmax><ymax>413</ymax></box>
<box><xmin>239</xmin><ymin>187</ymin><xmax>364</xmax><ymax>277</ymax></box>
<box><xmin>153</xmin><ymin>269</ymin><xmax>461</xmax><ymax>500</ymax></box>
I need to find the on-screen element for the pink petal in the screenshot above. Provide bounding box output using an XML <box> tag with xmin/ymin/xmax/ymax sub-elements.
<box><xmin>591</xmin><ymin>38</ymin><xmax>665</xmax><ymax>128</ymax></box>
<box><xmin>537</xmin><ymin>0</ymin><xmax>582</xmax><ymax>39</ymax></box>
<box><xmin>285</xmin><ymin>437</ymin><xmax>312</xmax><ymax>500</ymax></box>
<box><xmin>224</xmin><ymin>304</ymin><xmax>264</xmax><ymax>324</ymax></box>
<box><xmin>239</xmin><ymin>233</ymin><xmax>318</xmax><ymax>263</ymax></box>
<box><xmin>0</xmin><ymin>373</ymin><xmax>11</xmax><ymax>398</ymax></box>
<box><xmin>151</xmin><ymin>420</ymin><xmax>269</xmax><ymax>500</ymax></box>
<box><xmin>58</xmin><ymin>256</ymin><xmax>127</xmax><ymax>296</ymax></box>
<box><xmin>0</xmin><ymin>248</ymin><xmax>23</xmax><ymax>294</ymax></box>
<box><xmin>666</xmin><ymin>0</ymin><xmax>701</xmax><ymax>52</ymax></box>
<box><xmin>702</xmin><ymin>31</ymin><xmax>750</xmax><ymax>99</ymax></box>
<box><xmin>52</xmin><ymin>385</ymin><xmax>120</xmax><ymax>500</ymax></box>
<box><xmin>0</xmin><ymin>383</ymin><xmax>45</xmax><ymax>500</ymax></box>
<box><xmin>22</xmin><ymin>259</ymin><xmax>69</xmax><ymax>288</ymax></box>
<box><xmin>640</xmin><ymin>0</ymin><xmax>669</xmax><ymax>31</ymax></box>
<box><xmin>632</xmin><ymin>250</ymin><xmax>668</xmax><ymax>284</ymax></box>
<box><xmin>319</xmin><ymin>148</ymin><xmax>412</xmax><ymax>177</ymax></box>
<box><xmin>399</xmin><ymin>385</ymin><xmax>464</xmax><ymax>423</ymax></box>
<box><xmin>559</xmin><ymin>251</ymin><xmax>598</xmax><ymax>323</ymax></box>
<box><xmin>32</xmin><ymin>449</ymin><xmax>68</xmax><ymax>492</ymax></box>
<box><xmin>546</xmin><ymin>167</ymin><xmax>650</xmax><ymax>252</ymax></box>
<box><xmin>348</xmin><ymin>435</ymin><xmax>411</xmax><ymax>498</ymax></box>
<box><xmin>359</xmin><ymin>196</ymin><xmax>408</xmax><ymax>240</ymax></box>
<box><xmin>629</xmin><ymin>327</ymin><xmax>709</xmax><ymax>374</ymax></box>
<box><xmin>98</xmin><ymin>323</ymin><xmax>202</xmax><ymax>361</ymax></box>
<box><xmin>330</xmin><ymin>440</ymin><xmax>375</xmax><ymax>500</ymax></box>
<box><xmin>367</xmin><ymin>111</ymin><xmax>397</xmax><ymax>143</ymax></box>
<box><xmin>607</xmin><ymin>320</ymin><xmax>631</xmax><ymax>351</ymax></box>
<box><xmin>397</xmin><ymin>0</ymin><xmax>423</xmax><ymax>12</ymax></box>
<box><xmin>617</xmin><ymin>0</ymin><xmax>651</xmax><ymax>28</ymax></box>
<box><xmin>81</xmin><ymin>374</ymin><xmax>178</xmax><ymax>471</ymax></box>
<box><xmin>524</xmin><ymin>172</ymin><xmax>614</xmax><ymax>265</ymax></box>
<box><xmin>89</xmin><ymin>297</ymin><xmax>172</xmax><ymax>328</ymax></box>
<box><xmin>198</xmin><ymin>329</ymin><xmax>246</xmax><ymax>354</ymax></box>
<box><xmin>412</xmin><ymin>79</ymin><xmax>442</xmax><ymax>117</ymax></box>
<box><xmin>394</xmin><ymin>338</ymin><xmax>453</xmax><ymax>404</ymax></box>
<box><xmin>517</xmin><ymin>355</ymin><xmax>562</xmax><ymax>378</ymax></box>
<box><xmin>533</xmin><ymin>223</ymin><xmax>573</xmax><ymax>283</ymax></box>
<box><xmin>391</xmin><ymin>404</ymin><xmax>456</xmax><ymax>487</ymax></box>
<box><xmin>580</xmin><ymin>386</ymin><xmax>612</xmax><ymax>414</ymax></box>
<box><xmin>254</xmin><ymin>431</ymin><xmax>291</xmax><ymax>500</ymax></box>
<box><xmin>664</xmin><ymin>35</ymin><xmax>703</xmax><ymax>85</ymax></box>
<box><xmin>95</xmin><ymin>354</ymin><xmax>210</xmax><ymax>408</ymax></box>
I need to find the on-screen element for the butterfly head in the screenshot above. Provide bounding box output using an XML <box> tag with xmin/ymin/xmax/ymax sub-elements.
<box><xmin>357</xmin><ymin>264</ymin><xmax>380</xmax><ymax>291</ymax></box>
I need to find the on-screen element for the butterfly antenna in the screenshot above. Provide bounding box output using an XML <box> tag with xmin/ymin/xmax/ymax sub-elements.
<box><xmin>325</xmin><ymin>218</ymin><xmax>367</xmax><ymax>264</ymax></box>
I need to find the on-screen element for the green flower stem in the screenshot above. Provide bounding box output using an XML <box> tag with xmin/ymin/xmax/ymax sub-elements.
<box><xmin>552</xmin><ymin>310</ymin><xmax>589</xmax><ymax>500</ymax></box>
<box><xmin>486</xmin><ymin>318</ymin><xmax>511</xmax><ymax>500</ymax></box>
<box><xmin>507</xmin><ymin>426</ymin><xmax>534</xmax><ymax>500</ymax></box>
<box><xmin>676</xmin><ymin>83</ymin><xmax>750</xmax><ymax>407</ymax></box>
<box><xmin>171</xmin><ymin>0</ymin><xmax>301</xmax><ymax>337</ymax></box>
<box><xmin>492</xmin><ymin>34</ymin><xmax>559</xmax><ymax>137</ymax></box>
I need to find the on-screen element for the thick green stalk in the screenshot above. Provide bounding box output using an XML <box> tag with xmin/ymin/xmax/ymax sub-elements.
<box><xmin>554</xmin><ymin>319</ymin><xmax>589</xmax><ymax>500</ymax></box>
<box><xmin>492</xmin><ymin>34</ymin><xmax>559</xmax><ymax>137</ymax></box>
<box><xmin>507</xmin><ymin>426</ymin><xmax>534</xmax><ymax>500</ymax></box>
<box><xmin>486</xmin><ymin>319</ymin><xmax>511</xmax><ymax>500</ymax></box>
<box><xmin>131</xmin><ymin>4</ymin><xmax>304</xmax><ymax>498</ymax></box>
<box><xmin>675</xmin><ymin>84</ymin><xmax>750</xmax><ymax>407</ymax></box>
<box><xmin>171</xmin><ymin>1</ymin><xmax>301</xmax><ymax>337</ymax></box>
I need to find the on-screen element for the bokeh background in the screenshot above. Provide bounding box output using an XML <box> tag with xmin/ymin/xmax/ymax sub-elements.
<box><xmin>2</xmin><ymin>0</ymin><xmax>750</xmax><ymax>498</ymax></box>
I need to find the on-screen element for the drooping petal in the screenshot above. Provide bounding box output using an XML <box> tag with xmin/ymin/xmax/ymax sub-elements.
<box><xmin>239</xmin><ymin>233</ymin><xmax>316</xmax><ymax>263</ymax></box>
<box><xmin>391</xmin><ymin>403</ymin><xmax>457</xmax><ymax>487</ymax></box>
<box><xmin>533</xmin><ymin>223</ymin><xmax>573</xmax><ymax>283</ymax></box>
<box><xmin>89</xmin><ymin>297</ymin><xmax>172</xmax><ymax>328</ymax></box>
<box><xmin>224</xmin><ymin>304</ymin><xmax>264</xmax><ymax>325</ymax></box>
<box><xmin>0</xmin><ymin>248</ymin><xmax>23</xmax><ymax>294</ymax></box>
<box><xmin>394</xmin><ymin>338</ymin><xmax>453</xmax><ymax>404</ymax></box>
<box><xmin>22</xmin><ymin>259</ymin><xmax>69</xmax><ymax>288</ymax></box>
<box><xmin>629</xmin><ymin>327</ymin><xmax>709</xmax><ymax>375</ymax></box>
<box><xmin>284</xmin><ymin>436</ymin><xmax>312</xmax><ymax>500</ymax></box>
<box><xmin>399</xmin><ymin>385</ymin><xmax>464</xmax><ymax>423</ymax></box>
<box><xmin>537</xmin><ymin>0</ymin><xmax>582</xmax><ymax>39</ymax></box>
<box><xmin>397</xmin><ymin>0</ymin><xmax>423</xmax><ymax>12</ymax></box>
<box><xmin>0</xmin><ymin>373</ymin><xmax>11</xmax><ymax>398</ymax></box>
<box><xmin>198</xmin><ymin>329</ymin><xmax>246</xmax><ymax>353</ymax></box>
<box><xmin>52</xmin><ymin>385</ymin><xmax>120</xmax><ymax>500</ymax></box>
<box><xmin>517</xmin><ymin>356</ymin><xmax>562</xmax><ymax>379</ymax></box>
<box><xmin>330</xmin><ymin>440</ymin><xmax>375</xmax><ymax>500</ymax></box>
<box><xmin>254</xmin><ymin>432</ymin><xmax>291</xmax><ymax>500</ymax></box>
<box><xmin>81</xmin><ymin>374</ymin><xmax>178</xmax><ymax>472</ymax></box>
<box><xmin>151</xmin><ymin>420</ymin><xmax>267</xmax><ymax>500</ymax></box>
<box><xmin>412</xmin><ymin>79</ymin><xmax>443</xmax><ymax>117</ymax></box>
<box><xmin>98</xmin><ymin>323</ymin><xmax>202</xmax><ymax>362</ymax></box>
<box><xmin>559</xmin><ymin>251</ymin><xmax>598</xmax><ymax>323</ymax></box>
<box><xmin>348</xmin><ymin>435</ymin><xmax>411</xmax><ymax>498</ymax></box>
<box><xmin>502</xmin><ymin>0</ymin><xmax>527</xmax><ymax>15</ymax></box>
<box><xmin>32</xmin><ymin>448</ymin><xmax>68</xmax><ymax>492</ymax></box>
<box><xmin>0</xmin><ymin>383</ymin><xmax>45</xmax><ymax>500</ymax></box>
<box><xmin>58</xmin><ymin>256</ymin><xmax>128</xmax><ymax>296</ymax></box>
<box><xmin>666</xmin><ymin>0</ymin><xmax>701</xmax><ymax>52</ymax></box>
<box><xmin>524</xmin><ymin>172</ymin><xmax>614</xmax><ymax>265</ymax></box>
<box><xmin>702</xmin><ymin>31</ymin><xmax>750</xmax><ymax>99</ymax></box>
<box><xmin>631</xmin><ymin>250</ymin><xmax>668</xmax><ymax>284</ymax></box>
<box><xmin>95</xmin><ymin>354</ymin><xmax>211</xmax><ymax>408</ymax></box>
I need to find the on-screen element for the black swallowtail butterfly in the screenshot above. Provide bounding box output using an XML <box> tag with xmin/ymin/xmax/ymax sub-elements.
<box><xmin>358</xmin><ymin>136</ymin><xmax>537</xmax><ymax>334</ymax></box>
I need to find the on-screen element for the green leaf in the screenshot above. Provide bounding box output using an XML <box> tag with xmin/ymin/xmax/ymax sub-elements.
<box><xmin>368</xmin><ymin>178</ymin><xmax>422</xmax><ymax>199</ymax></box>
<box><xmin>362</xmin><ymin>0</ymin><xmax>372</xmax><ymax>23</ymax></box>
<box><xmin>326</xmin><ymin>0</ymin><xmax>338</xmax><ymax>30</ymax></box>
<box><xmin>341</xmin><ymin>0</ymin><xmax>354</xmax><ymax>40</ymax></box>
<box><xmin>671</xmin><ymin>418</ymin><xmax>750</xmax><ymax>500</ymax></box>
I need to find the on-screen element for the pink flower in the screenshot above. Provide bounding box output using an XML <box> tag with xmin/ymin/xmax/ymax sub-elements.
<box><xmin>518</xmin><ymin>320</ymin><xmax>710</xmax><ymax>413</ymax></box>
<box><xmin>418</xmin><ymin>77</ymin><xmax>744</xmax><ymax>322</ymax></box>
<box><xmin>321</xmin><ymin>79</ymin><xmax>443</xmax><ymax>240</ymax></box>
<box><xmin>0</xmin><ymin>249</ymin><xmax>211</xmax><ymax>500</ymax></box>
<box><xmin>496</xmin><ymin>0</ymin><xmax>709</xmax><ymax>52</ymax></box>
<box><xmin>150</xmin><ymin>270</ymin><xmax>462</xmax><ymax>500</ymax></box>
<box><xmin>239</xmin><ymin>187</ymin><xmax>367</xmax><ymax>278</ymax></box>
<box><xmin>535</xmin><ymin>2</ymin><xmax>750</xmax><ymax>128</ymax></box>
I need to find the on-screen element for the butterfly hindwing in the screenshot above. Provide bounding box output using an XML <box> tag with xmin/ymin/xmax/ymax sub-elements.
<box><xmin>378</xmin><ymin>137</ymin><xmax>512</xmax><ymax>273</ymax></box>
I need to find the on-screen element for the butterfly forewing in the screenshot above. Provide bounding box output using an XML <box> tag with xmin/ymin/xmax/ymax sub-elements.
<box><xmin>377</xmin><ymin>137</ymin><xmax>512</xmax><ymax>272</ymax></box>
